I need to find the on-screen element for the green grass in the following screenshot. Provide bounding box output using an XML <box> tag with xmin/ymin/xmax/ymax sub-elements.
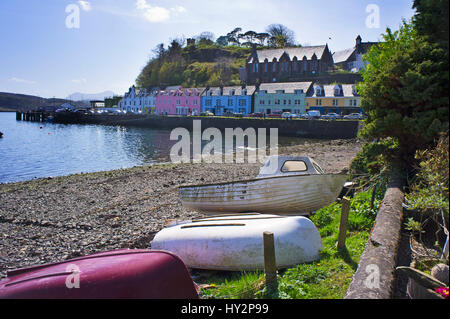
<box><xmin>199</xmin><ymin>188</ymin><xmax>384</xmax><ymax>299</ymax></box>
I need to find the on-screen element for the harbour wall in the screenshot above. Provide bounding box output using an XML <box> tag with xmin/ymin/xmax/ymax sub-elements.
<box><xmin>53</xmin><ymin>113</ymin><xmax>360</xmax><ymax>139</ymax></box>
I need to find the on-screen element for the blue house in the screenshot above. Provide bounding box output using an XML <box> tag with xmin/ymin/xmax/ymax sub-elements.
<box><xmin>201</xmin><ymin>86</ymin><xmax>256</xmax><ymax>116</ymax></box>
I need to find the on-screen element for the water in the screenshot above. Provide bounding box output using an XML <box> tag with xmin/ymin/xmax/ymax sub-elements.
<box><xmin>0</xmin><ymin>112</ymin><xmax>311</xmax><ymax>184</ymax></box>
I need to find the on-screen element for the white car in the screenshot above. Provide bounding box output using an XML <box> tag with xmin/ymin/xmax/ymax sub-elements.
<box><xmin>343</xmin><ymin>113</ymin><xmax>364</xmax><ymax>120</ymax></box>
<box><xmin>282</xmin><ymin>112</ymin><xmax>297</xmax><ymax>119</ymax></box>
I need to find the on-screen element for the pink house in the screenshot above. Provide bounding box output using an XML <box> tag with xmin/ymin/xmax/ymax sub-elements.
<box><xmin>155</xmin><ymin>87</ymin><xmax>204</xmax><ymax>116</ymax></box>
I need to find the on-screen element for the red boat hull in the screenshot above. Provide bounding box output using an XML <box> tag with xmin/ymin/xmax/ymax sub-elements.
<box><xmin>0</xmin><ymin>249</ymin><xmax>199</xmax><ymax>299</ymax></box>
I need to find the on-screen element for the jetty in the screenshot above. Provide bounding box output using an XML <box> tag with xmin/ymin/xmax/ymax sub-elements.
<box><xmin>16</xmin><ymin>111</ymin><xmax>53</xmax><ymax>123</ymax></box>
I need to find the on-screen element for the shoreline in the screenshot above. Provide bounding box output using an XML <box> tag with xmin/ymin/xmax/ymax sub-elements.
<box><xmin>0</xmin><ymin>138</ymin><xmax>362</xmax><ymax>278</ymax></box>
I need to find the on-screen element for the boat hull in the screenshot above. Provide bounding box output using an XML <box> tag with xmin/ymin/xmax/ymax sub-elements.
<box><xmin>0</xmin><ymin>249</ymin><xmax>199</xmax><ymax>299</ymax></box>
<box><xmin>151</xmin><ymin>214</ymin><xmax>323</xmax><ymax>271</ymax></box>
<box><xmin>179</xmin><ymin>174</ymin><xmax>347</xmax><ymax>215</ymax></box>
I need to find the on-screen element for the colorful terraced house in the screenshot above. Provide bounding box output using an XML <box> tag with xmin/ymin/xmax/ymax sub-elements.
<box><xmin>306</xmin><ymin>84</ymin><xmax>361</xmax><ymax>115</ymax></box>
<box><xmin>155</xmin><ymin>86</ymin><xmax>204</xmax><ymax>116</ymax></box>
<box><xmin>254</xmin><ymin>82</ymin><xmax>313</xmax><ymax>116</ymax></box>
<box><xmin>201</xmin><ymin>86</ymin><xmax>256</xmax><ymax>116</ymax></box>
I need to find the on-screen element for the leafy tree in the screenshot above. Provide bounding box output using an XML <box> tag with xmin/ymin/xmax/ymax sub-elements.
<box><xmin>216</xmin><ymin>35</ymin><xmax>229</xmax><ymax>47</ymax></box>
<box><xmin>358</xmin><ymin>15</ymin><xmax>448</xmax><ymax>169</ymax></box>
<box><xmin>255</xmin><ymin>33</ymin><xmax>270</xmax><ymax>46</ymax></box>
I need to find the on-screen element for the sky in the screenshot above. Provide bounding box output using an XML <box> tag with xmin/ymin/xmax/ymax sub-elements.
<box><xmin>0</xmin><ymin>0</ymin><xmax>416</xmax><ymax>99</ymax></box>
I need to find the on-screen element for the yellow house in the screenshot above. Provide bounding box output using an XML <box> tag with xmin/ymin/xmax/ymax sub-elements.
<box><xmin>306</xmin><ymin>84</ymin><xmax>361</xmax><ymax>115</ymax></box>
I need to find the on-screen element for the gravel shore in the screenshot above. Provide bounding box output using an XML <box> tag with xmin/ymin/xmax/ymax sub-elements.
<box><xmin>0</xmin><ymin>138</ymin><xmax>362</xmax><ymax>279</ymax></box>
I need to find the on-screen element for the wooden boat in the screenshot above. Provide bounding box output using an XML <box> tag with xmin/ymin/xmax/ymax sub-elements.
<box><xmin>0</xmin><ymin>249</ymin><xmax>199</xmax><ymax>299</ymax></box>
<box><xmin>151</xmin><ymin>213</ymin><xmax>323</xmax><ymax>271</ymax></box>
<box><xmin>179</xmin><ymin>156</ymin><xmax>347</xmax><ymax>216</ymax></box>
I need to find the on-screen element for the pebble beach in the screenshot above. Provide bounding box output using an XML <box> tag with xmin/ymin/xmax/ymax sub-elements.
<box><xmin>0</xmin><ymin>138</ymin><xmax>362</xmax><ymax>278</ymax></box>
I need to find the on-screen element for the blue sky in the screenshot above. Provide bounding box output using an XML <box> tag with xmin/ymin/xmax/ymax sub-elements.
<box><xmin>0</xmin><ymin>0</ymin><xmax>416</xmax><ymax>98</ymax></box>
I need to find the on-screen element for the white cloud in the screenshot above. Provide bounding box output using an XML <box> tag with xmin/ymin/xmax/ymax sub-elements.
<box><xmin>78</xmin><ymin>1</ymin><xmax>92</xmax><ymax>12</ymax></box>
<box><xmin>9</xmin><ymin>77</ymin><xmax>36</xmax><ymax>84</ymax></box>
<box><xmin>135</xmin><ymin>0</ymin><xmax>186</xmax><ymax>23</ymax></box>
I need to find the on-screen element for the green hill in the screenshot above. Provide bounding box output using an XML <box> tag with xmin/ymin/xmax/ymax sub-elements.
<box><xmin>136</xmin><ymin>43</ymin><xmax>252</xmax><ymax>89</ymax></box>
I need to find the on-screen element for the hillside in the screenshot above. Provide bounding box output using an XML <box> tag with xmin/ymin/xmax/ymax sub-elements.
<box><xmin>0</xmin><ymin>92</ymin><xmax>84</xmax><ymax>112</ymax></box>
<box><xmin>136</xmin><ymin>43</ymin><xmax>252</xmax><ymax>89</ymax></box>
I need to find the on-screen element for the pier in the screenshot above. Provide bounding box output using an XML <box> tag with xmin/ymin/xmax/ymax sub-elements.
<box><xmin>16</xmin><ymin>111</ymin><xmax>53</xmax><ymax>123</ymax></box>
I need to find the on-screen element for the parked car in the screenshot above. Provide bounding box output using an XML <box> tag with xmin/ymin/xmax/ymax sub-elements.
<box><xmin>268</xmin><ymin>111</ymin><xmax>283</xmax><ymax>118</ymax></box>
<box><xmin>321</xmin><ymin>113</ymin><xmax>341</xmax><ymax>120</ymax></box>
<box><xmin>282</xmin><ymin>112</ymin><xmax>298</xmax><ymax>119</ymax></box>
<box><xmin>343</xmin><ymin>113</ymin><xmax>364</xmax><ymax>120</ymax></box>
<box><xmin>233</xmin><ymin>113</ymin><xmax>244</xmax><ymax>118</ymax></box>
<box><xmin>201</xmin><ymin>111</ymin><xmax>214</xmax><ymax>117</ymax></box>
<box><xmin>250</xmin><ymin>112</ymin><xmax>264</xmax><ymax>118</ymax></box>
<box><xmin>302</xmin><ymin>110</ymin><xmax>321</xmax><ymax>119</ymax></box>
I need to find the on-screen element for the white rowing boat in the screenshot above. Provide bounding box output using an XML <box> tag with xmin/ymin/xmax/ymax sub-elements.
<box><xmin>179</xmin><ymin>156</ymin><xmax>347</xmax><ymax>216</ymax></box>
<box><xmin>151</xmin><ymin>213</ymin><xmax>323</xmax><ymax>271</ymax></box>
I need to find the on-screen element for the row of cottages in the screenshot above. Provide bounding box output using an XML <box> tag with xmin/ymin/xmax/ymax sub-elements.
<box><xmin>119</xmin><ymin>82</ymin><xmax>362</xmax><ymax>116</ymax></box>
<box><xmin>201</xmin><ymin>86</ymin><xmax>256</xmax><ymax>116</ymax></box>
<box><xmin>254</xmin><ymin>82</ymin><xmax>312</xmax><ymax>115</ymax></box>
<box><xmin>306</xmin><ymin>83</ymin><xmax>361</xmax><ymax>115</ymax></box>
<box><xmin>118</xmin><ymin>85</ymin><xmax>157</xmax><ymax>114</ymax></box>
<box><xmin>155</xmin><ymin>87</ymin><xmax>204</xmax><ymax>116</ymax></box>
<box><xmin>245</xmin><ymin>45</ymin><xmax>334</xmax><ymax>84</ymax></box>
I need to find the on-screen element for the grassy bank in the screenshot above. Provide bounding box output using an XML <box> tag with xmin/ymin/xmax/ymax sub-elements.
<box><xmin>197</xmin><ymin>186</ymin><xmax>386</xmax><ymax>299</ymax></box>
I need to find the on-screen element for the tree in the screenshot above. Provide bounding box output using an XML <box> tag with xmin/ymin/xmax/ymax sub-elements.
<box><xmin>255</xmin><ymin>33</ymin><xmax>270</xmax><ymax>46</ymax></box>
<box><xmin>358</xmin><ymin>19</ymin><xmax>449</xmax><ymax>168</ymax></box>
<box><xmin>195</xmin><ymin>31</ymin><xmax>216</xmax><ymax>45</ymax></box>
<box><xmin>266</xmin><ymin>24</ymin><xmax>295</xmax><ymax>47</ymax></box>
<box><xmin>227</xmin><ymin>27</ymin><xmax>242</xmax><ymax>46</ymax></box>
<box><xmin>216</xmin><ymin>35</ymin><xmax>229</xmax><ymax>47</ymax></box>
<box><xmin>413</xmin><ymin>0</ymin><xmax>449</xmax><ymax>48</ymax></box>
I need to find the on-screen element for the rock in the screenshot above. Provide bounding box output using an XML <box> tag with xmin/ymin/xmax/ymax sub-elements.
<box><xmin>431</xmin><ymin>264</ymin><xmax>449</xmax><ymax>285</ymax></box>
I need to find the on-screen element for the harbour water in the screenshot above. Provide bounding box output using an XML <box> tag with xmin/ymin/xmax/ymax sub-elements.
<box><xmin>0</xmin><ymin>112</ymin><xmax>311</xmax><ymax>184</ymax></box>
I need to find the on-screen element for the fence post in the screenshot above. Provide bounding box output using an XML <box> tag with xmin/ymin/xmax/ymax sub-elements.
<box><xmin>337</xmin><ymin>197</ymin><xmax>351</xmax><ymax>250</ymax></box>
<box><xmin>263</xmin><ymin>231</ymin><xmax>278</xmax><ymax>293</ymax></box>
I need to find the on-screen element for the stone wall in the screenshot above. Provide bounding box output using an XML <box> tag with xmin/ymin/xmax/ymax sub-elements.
<box><xmin>53</xmin><ymin>113</ymin><xmax>360</xmax><ymax>139</ymax></box>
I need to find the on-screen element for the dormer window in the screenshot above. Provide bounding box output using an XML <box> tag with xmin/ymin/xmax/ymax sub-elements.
<box><xmin>315</xmin><ymin>86</ymin><xmax>322</xmax><ymax>96</ymax></box>
<box><xmin>242</xmin><ymin>89</ymin><xmax>247</xmax><ymax>96</ymax></box>
<box><xmin>352</xmin><ymin>85</ymin><xmax>358</xmax><ymax>95</ymax></box>
<box><xmin>276</xmin><ymin>90</ymin><xmax>284</xmax><ymax>94</ymax></box>
<box><xmin>334</xmin><ymin>85</ymin><xmax>342</xmax><ymax>96</ymax></box>
<box><xmin>230</xmin><ymin>90</ymin><xmax>235</xmax><ymax>96</ymax></box>
<box><xmin>294</xmin><ymin>89</ymin><xmax>304</xmax><ymax>95</ymax></box>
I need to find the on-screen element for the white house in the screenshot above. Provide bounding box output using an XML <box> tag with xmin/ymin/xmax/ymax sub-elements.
<box><xmin>119</xmin><ymin>85</ymin><xmax>157</xmax><ymax>114</ymax></box>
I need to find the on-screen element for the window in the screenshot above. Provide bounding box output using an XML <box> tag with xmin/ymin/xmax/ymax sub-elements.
<box><xmin>281</xmin><ymin>161</ymin><xmax>307</xmax><ymax>173</ymax></box>
<box><xmin>239</xmin><ymin>99</ymin><xmax>246</xmax><ymax>106</ymax></box>
<box><xmin>260</xmin><ymin>100</ymin><xmax>265</xmax><ymax>105</ymax></box>
<box><xmin>228</xmin><ymin>99</ymin><xmax>233</xmax><ymax>106</ymax></box>
<box><xmin>273</xmin><ymin>63</ymin><xmax>277</xmax><ymax>72</ymax></box>
<box><xmin>205</xmin><ymin>99</ymin><xmax>212</xmax><ymax>106</ymax></box>
<box><xmin>264</xmin><ymin>63</ymin><xmax>268</xmax><ymax>73</ymax></box>
<box><xmin>216</xmin><ymin>100</ymin><xmax>221</xmax><ymax>106</ymax></box>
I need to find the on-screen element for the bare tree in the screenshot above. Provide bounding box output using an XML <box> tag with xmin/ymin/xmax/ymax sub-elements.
<box><xmin>266</xmin><ymin>24</ymin><xmax>296</xmax><ymax>47</ymax></box>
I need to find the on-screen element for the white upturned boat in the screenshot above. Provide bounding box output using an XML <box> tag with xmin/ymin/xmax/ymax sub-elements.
<box><xmin>179</xmin><ymin>156</ymin><xmax>348</xmax><ymax>216</ymax></box>
<box><xmin>151</xmin><ymin>213</ymin><xmax>323</xmax><ymax>271</ymax></box>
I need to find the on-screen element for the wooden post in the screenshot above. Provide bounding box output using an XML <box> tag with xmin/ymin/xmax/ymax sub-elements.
<box><xmin>337</xmin><ymin>197</ymin><xmax>351</xmax><ymax>250</ymax></box>
<box><xmin>263</xmin><ymin>231</ymin><xmax>278</xmax><ymax>293</ymax></box>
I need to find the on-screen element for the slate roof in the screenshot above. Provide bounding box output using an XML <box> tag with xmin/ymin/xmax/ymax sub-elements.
<box><xmin>202</xmin><ymin>86</ymin><xmax>256</xmax><ymax>97</ymax></box>
<box><xmin>257</xmin><ymin>82</ymin><xmax>313</xmax><ymax>94</ymax></box>
<box><xmin>251</xmin><ymin>45</ymin><xmax>329</xmax><ymax>63</ymax></box>
<box><xmin>310</xmin><ymin>84</ymin><xmax>358</xmax><ymax>97</ymax></box>
<box><xmin>333</xmin><ymin>48</ymin><xmax>356</xmax><ymax>64</ymax></box>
